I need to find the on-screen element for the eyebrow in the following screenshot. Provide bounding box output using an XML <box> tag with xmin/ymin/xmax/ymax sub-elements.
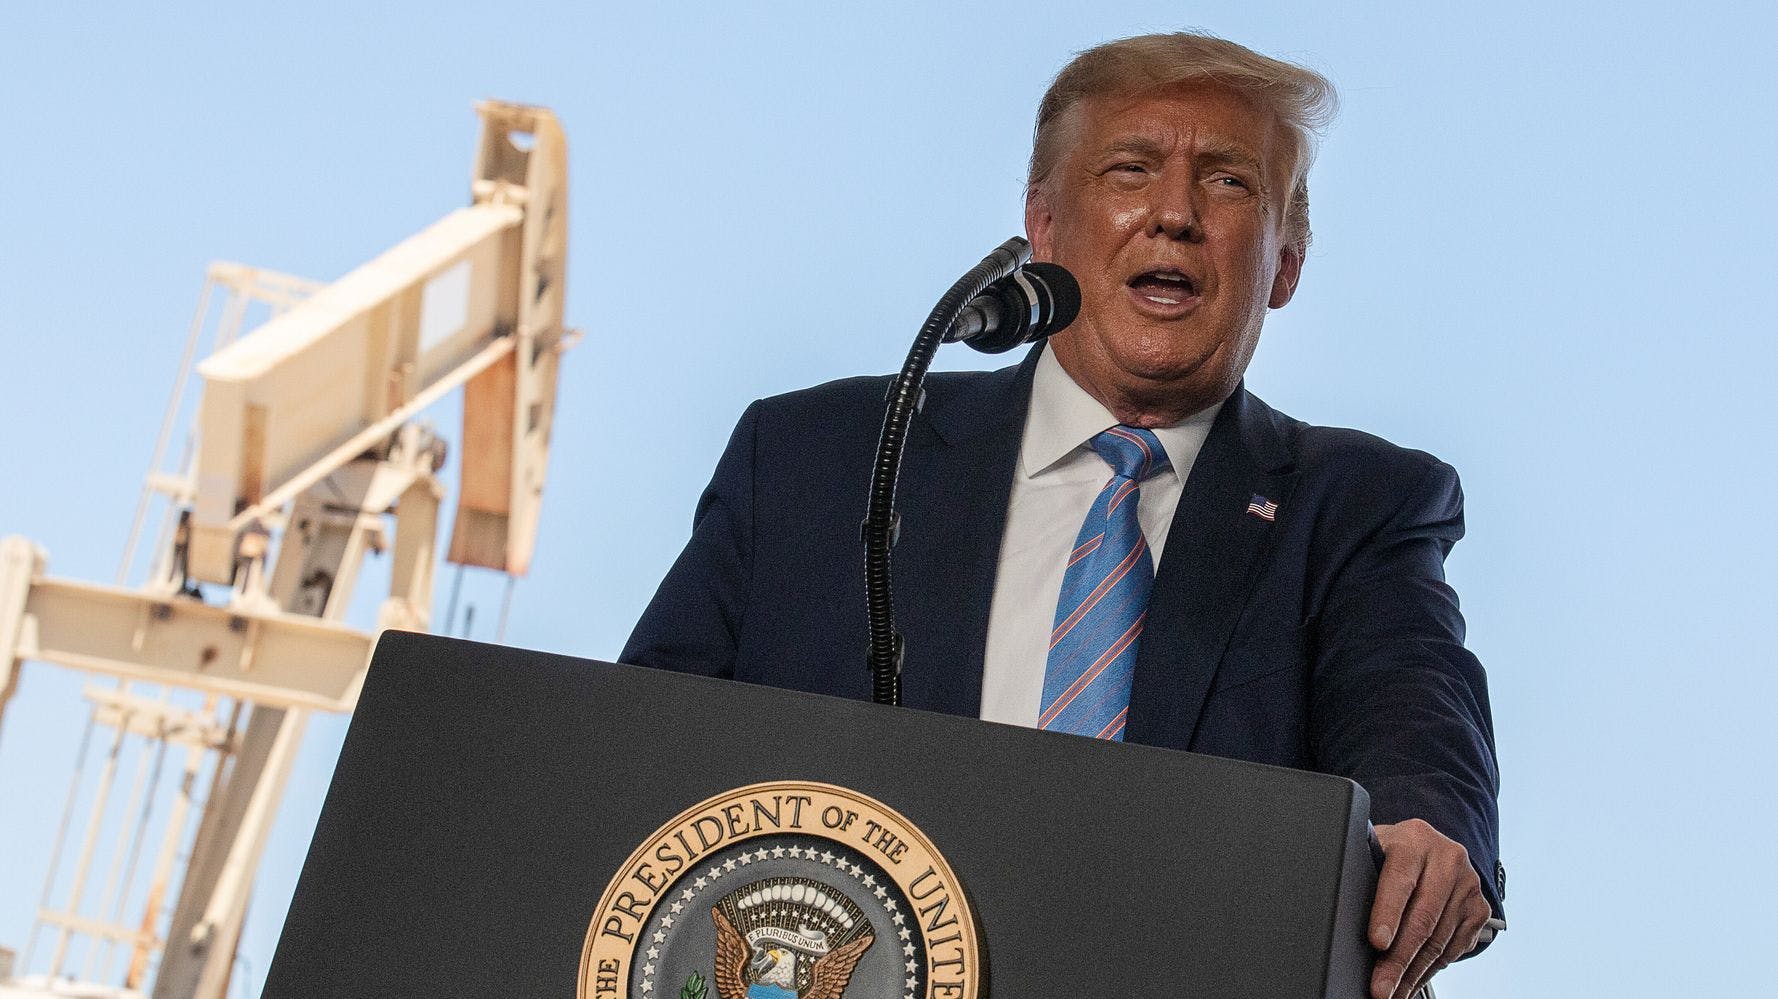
<box><xmin>1102</xmin><ymin>136</ymin><xmax>1167</xmax><ymax>158</ymax></box>
<box><xmin>1194</xmin><ymin>141</ymin><xmax>1264</xmax><ymax>174</ymax></box>
<box><xmin>1099</xmin><ymin>135</ymin><xmax>1264</xmax><ymax>174</ymax></box>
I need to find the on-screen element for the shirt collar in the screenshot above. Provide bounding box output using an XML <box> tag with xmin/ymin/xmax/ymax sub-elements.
<box><xmin>1020</xmin><ymin>347</ymin><xmax>1223</xmax><ymax>485</ymax></box>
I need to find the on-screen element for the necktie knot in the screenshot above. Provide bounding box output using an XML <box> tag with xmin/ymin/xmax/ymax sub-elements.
<box><xmin>1091</xmin><ymin>426</ymin><xmax>1170</xmax><ymax>483</ymax></box>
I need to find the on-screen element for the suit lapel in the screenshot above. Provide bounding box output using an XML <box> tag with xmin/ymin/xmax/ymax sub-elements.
<box><xmin>1126</xmin><ymin>386</ymin><xmax>1299</xmax><ymax>750</ymax></box>
<box><xmin>892</xmin><ymin>347</ymin><xmax>1040</xmax><ymax>717</ymax></box>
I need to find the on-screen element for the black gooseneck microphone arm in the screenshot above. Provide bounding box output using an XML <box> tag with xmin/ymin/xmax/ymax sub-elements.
<box><xmin>862</xmin><ymin>237</ymin><xmax>1030</xmax><ymax>706</ymax></box>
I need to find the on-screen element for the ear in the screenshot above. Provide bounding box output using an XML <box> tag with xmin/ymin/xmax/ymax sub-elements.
<box><xmin>1024</xmin><ymin>186</ymin><xmax>1055</xmax><ymax>262</ymax></box>
<box><xmin>1268</xmin><ymin>241</ymin><xmax>1303</xmax><ymax>309</ymax></box>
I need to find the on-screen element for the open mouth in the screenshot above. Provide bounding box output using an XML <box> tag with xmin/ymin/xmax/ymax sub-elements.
<box><xmin>1127</xmin><ymin>268</ymin><xmax>1200</xmax><ymax>308</ymax></box>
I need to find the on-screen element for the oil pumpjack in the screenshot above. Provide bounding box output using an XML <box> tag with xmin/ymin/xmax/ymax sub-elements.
<box><xmin>0</xmin><ymin>100</ymin><xmax>575</xmax><ymax>998</ymax></box>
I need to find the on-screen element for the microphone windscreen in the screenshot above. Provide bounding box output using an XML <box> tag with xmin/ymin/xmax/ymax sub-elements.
<box><xmin>1026</xmin><ymin>262</ymin><xmax>1080</xmax><ymax>335</ymax></box>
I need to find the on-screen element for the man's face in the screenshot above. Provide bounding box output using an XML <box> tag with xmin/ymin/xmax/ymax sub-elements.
<box><xmin>1026</xmin><ymin>82</ymin><xmax>1303</xmax><ymax>425</ymax></box>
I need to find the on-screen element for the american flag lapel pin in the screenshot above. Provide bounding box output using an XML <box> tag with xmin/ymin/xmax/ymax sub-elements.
<box><xmin>1245</xmin><ymin>493</ymin><xmax>1279</xmax><ymax>522</ymax></box>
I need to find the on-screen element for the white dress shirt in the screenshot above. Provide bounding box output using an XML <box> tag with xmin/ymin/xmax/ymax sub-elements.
<box><xmin>977</xmin><ymin>349</ymin><xmax>1222</xmax><ymax>727</ymax></box>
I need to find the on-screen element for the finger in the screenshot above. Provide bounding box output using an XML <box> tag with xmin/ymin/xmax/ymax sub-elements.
<box><xmin>1407</xmin><ymin>884</ymin><xmax>1492</xmax><ymax>996</ymax></box>
<box><xmin>1368</xmin><ymin>837</ymin><xmax>1429</xmax><ymax>952</ymax></box>
<box><xmin>1396</xmin><ymin>881</ymin><xmax>1467</xmax><ymax>998</ymax></box>
<box><xmin>1371</xmin><ymin>875</ymin><xmax>1448</xmax><ymax>999</ymax></box>
<box><xmin>1454</xmin><ymin>913</ymin><xmax>1487</xmax><ymax>958</ymax></box>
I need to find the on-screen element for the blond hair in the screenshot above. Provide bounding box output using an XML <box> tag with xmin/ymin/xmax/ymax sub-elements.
<box><xmin>1029</xmin><ymin>31</ymin><xmax>1338</xmax><ymax>249</ymax></box>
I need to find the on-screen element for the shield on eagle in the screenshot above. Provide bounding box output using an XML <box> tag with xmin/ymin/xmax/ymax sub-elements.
<box><xmin>710</xmin><ymin>877</ymin><xmax>875</xmax><ymax>999</ymax></box>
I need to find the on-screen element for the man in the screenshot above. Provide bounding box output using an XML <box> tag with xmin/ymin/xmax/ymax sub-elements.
<box><xmin>624</xmin><ymin>32</ymin><xmax>1502</xmax><ymax>999</ymax></box>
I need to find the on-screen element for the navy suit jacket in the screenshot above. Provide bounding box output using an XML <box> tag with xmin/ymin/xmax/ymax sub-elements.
<box><xmin>622</xmin><ymin>344</ymin><xmax>1504</xmax><ymax>921</ymax></box>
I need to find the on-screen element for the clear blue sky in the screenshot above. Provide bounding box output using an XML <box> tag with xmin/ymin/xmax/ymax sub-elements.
<box><xmin>2</xmin><ymin>2</ymin><xmax>1774</xmax><ymax>995</ymax></box>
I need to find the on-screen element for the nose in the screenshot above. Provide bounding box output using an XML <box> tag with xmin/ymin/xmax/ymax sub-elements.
<box><xmin>1148</xmin><ymin>168</ymin><xmax>1202</xmax><ymax>243</ymax></box>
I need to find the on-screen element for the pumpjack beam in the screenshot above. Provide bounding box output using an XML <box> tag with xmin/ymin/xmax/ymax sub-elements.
<box><xmin>185</xmin><ymin>101</ymin><xmax>570</xmax><ymax>585</ymax></box>
<box><xmin>2</xmin><ymin>540</ymin><xmax>370</xmax><ymax>712</ymax></box>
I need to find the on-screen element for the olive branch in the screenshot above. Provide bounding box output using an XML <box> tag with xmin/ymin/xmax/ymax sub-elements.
<box><xmin>680</xmin><ymin>971</ymin><xmax>709</xmax><ymax>999</ymax></box>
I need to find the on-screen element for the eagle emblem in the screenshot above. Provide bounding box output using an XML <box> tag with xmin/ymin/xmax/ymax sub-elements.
<box><xmin>710</xmin><ymin>878</ymin><xmax>874</xmax><ymax>999</ymax></box>
<box><xmin>578</xmin><ymin>783</ymin><xmax>980</xmax><ymax>999</ymax></box>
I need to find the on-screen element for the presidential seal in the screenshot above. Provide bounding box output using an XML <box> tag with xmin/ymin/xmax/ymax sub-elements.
<box><xmin>579</xmin><ymin>781</ymin><xmax>982</xmax><ymax>999</ymax></box>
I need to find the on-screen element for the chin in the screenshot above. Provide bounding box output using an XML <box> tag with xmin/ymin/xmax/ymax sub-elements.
<box><xmin>1112</xmin><ymin>346</ymin><xmax>1219</xmax><ymax>386</ymax></box>
<box><xmin>1119</xmin><ymin>357</ymin><xmax>1241</xmax><ymax>411</ymax></box>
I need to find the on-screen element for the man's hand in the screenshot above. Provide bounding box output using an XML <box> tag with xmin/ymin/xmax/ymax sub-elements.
<box><xmin>1369</xmin><ymin>819</ymin><xmax>1492</xmax><ymax>999</ymax></box>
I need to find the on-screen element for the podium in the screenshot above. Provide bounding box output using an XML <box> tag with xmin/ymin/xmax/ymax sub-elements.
<box><xmin>263</xmin><ymin>632</ymin><xmax>1377</xmax><ymax>997</ymax></box>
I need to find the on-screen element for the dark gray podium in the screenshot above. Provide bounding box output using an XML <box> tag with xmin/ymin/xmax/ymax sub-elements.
<box><xmin>264</xmin><ymin>631</ymin><xmax>1376</xmax><ymax>997</ymax></box>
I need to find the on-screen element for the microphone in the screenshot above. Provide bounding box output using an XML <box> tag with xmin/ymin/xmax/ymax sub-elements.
<box><xmin>865</xmin><ymin>235</ymin><xmax>1054</xmax><ymax>705</ymax></box>
<box><xmin>946</xmin><ymin>262</ymin><xmax>1081</xmax><ymax>354</ymax></box>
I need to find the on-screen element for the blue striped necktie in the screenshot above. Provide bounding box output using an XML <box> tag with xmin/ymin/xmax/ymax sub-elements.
<box><xmin>1039</xmin><ymin>426</ymin><xmax>1170</xmax><ymax>741</ymax></box>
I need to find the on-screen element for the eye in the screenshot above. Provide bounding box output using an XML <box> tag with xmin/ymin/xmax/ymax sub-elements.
<box><xmin>1103</xmin><ymin>161</ymin><xmax>1152</xmax><ymax>188</ymax></box>
<box><xmin>1205</xmin><ymin>172</ymin><xmax>1254</xmax><ymax>197</ymax></box>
